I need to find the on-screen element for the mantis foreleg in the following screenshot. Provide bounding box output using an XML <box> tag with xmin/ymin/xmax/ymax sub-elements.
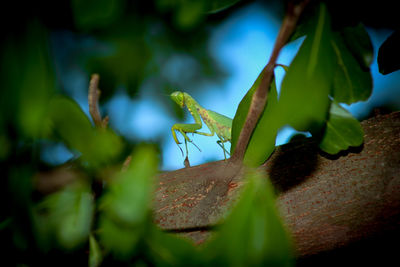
<box><xmin>172</xmin><ymin>123</ymin><xmax>202</xmax><ymax>157</ymax></box>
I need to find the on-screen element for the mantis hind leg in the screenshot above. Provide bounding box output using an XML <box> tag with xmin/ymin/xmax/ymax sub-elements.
<box><xmin>217</xmin><ymin>139</ymin><xmax>230</xmax><ymax>160</ymax></box>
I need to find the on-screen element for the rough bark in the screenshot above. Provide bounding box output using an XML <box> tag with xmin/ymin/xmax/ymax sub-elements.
<box><xmin>153</xmin><ymin>111</ymin><xmax>400</xmax><ymax>258</ymax></box>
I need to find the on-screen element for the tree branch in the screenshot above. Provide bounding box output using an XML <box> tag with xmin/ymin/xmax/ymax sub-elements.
<box><xmin>153</xmin><ymin>111</ymin><xmax>400</xmax><ymax>257</ymax></box>
<box><xmin>230</xmin><ymin>0</ymin><xmax>309</xmax><ymax>163</ymax></box>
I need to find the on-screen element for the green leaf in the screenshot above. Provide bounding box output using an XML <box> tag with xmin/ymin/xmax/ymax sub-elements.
<box><xmin>331</xmin><ymin>32</ymin><xmax>372</xmax><ymax>104</ymax></box>
<box><xmin>378</xmin><ymin>30</ymin><xmax>400</xmax><ymax>75</ymax></box>
<box><xmin>48</xmin><ymin>96</ymin><xmax>123</xmax><ymax>167</ymax></box>
<box><xmin>71</xmin><ymin>0</ymin><xmax>123</xmax><ymax>31</ymax></box>
<box><xmin>89</xmin><ymin>235</ymin><xmax>103</xmax><ymax>267</ymax></box>
<box><xmin>98</xmin><ymin>145</ymin><xmax>158</xmax><ymax>259</ymax></box>
<box><xmin>242</xmin><ymin>78</ymin><xmax>279</xmax><ymax>166</ymax></box>
<box><xmin>319</xmin><ymin>102</ymin><xmax>363</xmax><ymax>154</ymax></box>
<box><xmin>0</xmin><ymin>132</ymin><xmax>11</xmax><ymax>161</ymax></box>
<box><xmin>176</xmin><ymin>1</ymin><xmax>205</xmax><ymax>28</ymax></box>
<box><xmin>205</xmin><ymin>0</ymin><xmax>240</xmax><ymax>14</ymax></box>
<box><xmin>279</xmin><ymin>3</ymin><xmax>335</xmax><ymax>132</ymax></box>
<box><xmin>230</xmin><ymin>72</ymin><xmax>278</xmax><ymax>159</ymax></box>
<box><xmin>58</xmin><ymin>191</ymin><xmax>93</xmax><ymax>250</ymax></box>
<box><xmin>0</xmin><ymin>22</ymin><xmax>55</xmax><ymax>138</ymax></box>
<box><xmin>204</xmin><ymin>171</ymin><xmax>293</xmax><ymax>266</ymax></box>
<box><xmin>48</xmin><ymin>96</ymin><xmax>94</xmax><ymax>148</ymax></box>
<box><xmin>146</xmin><ymin>226</ymin><xmax>202</xmax><ymax>267</ymax></box>
<box><xmin>87</xmin><ymin>37</ymin><xmax>151</xmax><ymax>98</ymax></box>
<box><xmin>232</xmin><ymin>3</ymin><xmax>337</xmax><ymax>166</ymax></box>
<box><xmin>0</xmin><ymin>218</ymin><xmax>12</xmax><ymax>231</ymax></box>
<box><xmin>7</xmin><ymin>167</ymin><xmax>34</xmax><ymax>252</ymax></box>
<box><xmin>97</xmin><ymin>214</ymin><xmax>143</xmax><ymax>260</ymax></box>
<box><xmin>230</xmin><ymin>72</ymin><xmax>262</xmax><ymax>155</ymax></box>
<box><xmin>100</xmin><ymin>146</ymin><xmax>157</xmax><ymax>225</ymax></box>
<box><xmin>34</xmin><ymin>182</ymin><xmax>94</xmax><ymax>250</ymax></box>
<box><xmin>340</xmin><ymin>24</ymin><xmax>373</xmax><ymax>69</ymax></box>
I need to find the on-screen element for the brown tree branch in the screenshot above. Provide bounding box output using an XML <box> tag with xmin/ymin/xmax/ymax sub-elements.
<box><xmin>230</xmin><ymin>0</ymin><xmax>309</xmax><ymax>163</ymax></box>
<box><xmin>153</xmin><ymin>111</ymin><xmax>400</xmax><ymax>257</ymax></box>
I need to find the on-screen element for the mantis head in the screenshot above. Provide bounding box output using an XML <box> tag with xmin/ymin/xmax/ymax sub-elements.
<box><xmin>171</xmin><ymin>91</ymin><xmax>185</xmax><ymax>108</ymax></box>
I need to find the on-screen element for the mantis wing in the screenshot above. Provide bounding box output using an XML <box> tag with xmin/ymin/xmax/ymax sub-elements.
<box><xmin>203</xmin><ymin>109</ymin><xmax>232</xmax><ymax>140</ymax></box>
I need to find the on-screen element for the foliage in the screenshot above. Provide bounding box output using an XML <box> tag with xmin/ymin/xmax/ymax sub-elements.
<box><xmin>0</xmin><ymin>0</ymin><xmax>394</xmax><ymax>266</ymax></box>
<box><xmin>231</xmin><ymin>2</ymin><xmax>374</xmax><ymax>166</ymax></box>
<box><xmin>319</xmin><ymin>102</ymin><xmax>364</xmax><ymax>154</ymax></box>
<box><xmin>204</xmin><ymin>171</ymin><xmax>293</xmax><ymax>266</ymax></box>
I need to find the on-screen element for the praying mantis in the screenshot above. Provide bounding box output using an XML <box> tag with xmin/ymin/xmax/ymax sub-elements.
<box><xmin>170</xmin><ymin>91</ymin><xmax>232</xmax><ymax>162</ymax></box>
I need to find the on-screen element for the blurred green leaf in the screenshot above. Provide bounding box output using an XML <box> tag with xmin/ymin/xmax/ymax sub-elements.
<box><xmin>319</xmin><ymin>102</ymin><xmax>363</xmax><ymax>154</ymax></box>
<box><xmin>378</xmin><ymin>30</ymin><xmax>400</xmax><ymax>75</ymax></box>
<box><xmin>146</xmin><ymin>226</ymin><xmax>203</xmax><ymax>267</ymax></box>
<box><xmin>331</xmin><ymin>32</ymin><xmax>372</xmax><ymax>104</ymax></box>
<box><xmin>98</xmin><ymin>214</ymin><xmax>144</xmax><ymax>260</ymax></box>
<box><xmin>165</xmin><ymin>0</ymin><xmax>241</xmax><ymax>27</ymax></box>
<box><xmin>279</xmin><ymin>3</ymin><xmax>335</xmax><ymax>132</ymax></box>
<box><xmin>48</xmin><ymin>96</ymin><xmax>123</xmax><ymax>167</ymax></box>
<box><xmin>340</xmin><ymin>24</ymin><xmax>373</xmax><ymax>69</ymax></box>
<box><xmin>100</xmin><ymin>146</ymin><xmax>157</xmax><ymax>225</ymax></box>
<box><xmin>87</xmin><ymin>37</ymin><xmax>151</xmax><ymax>98</ymax></box>
<box><xmin>48</xmin><ymin>96</ymin><xmax>94</xmax><ymax>148</ymax></box>
<box><xmin>0</xmin><ymin>133</ymin><xmax>11</xmax><ymax>160</ymax></box>
<box><xmin>57</xmin><ymin>189</ymin><xmax>94</xmax><ymax>250</ymax></box>
<box><xmin>34</xmin><ymin>182</ymin><xmax>94</xmax><ymax>250</ymax></box>
<box><xmin>204</xmin><ymin>171</ymin><xmax>293</xmax><ymax>266</ymax></box>
<box><xmin>205</xmin><ymin>0</ymin><xmax>240</xmax><ymax>14</ymax></box>
<box><xmin>0</xmin><ymin>22</ymin><xmax>55</xmax><ymax>138</ymax></box>
<box><xmin>0</xmin><ymin>218</ymin><xmax>12</xmax><ymax>231</ymax></box>
<box><xmin>175</xmin><ymin>1</ymin><xmax>205</xmax><ymax>29</ymax></box>
<box><xmin>71</xmin><ymin>0</ymin><xmax>123</xmax><ymax>31</ymax></box>
<box><xmin>7</xmin><ymin>167</ymin><xmax>34</xmax><ymax>251</ymax></box>
<box><xmin>98</xmin><ymin>145</ymin><xmax>158</xmax><ymax>259</ymax></box>
<box><xmin>156</xmin><ymin>0</ymin><xmax>205</xmax><ymax>29</ymax></box>
<box><xmin>89</xmin><ymin>235</ymin><xmax>103</xmax><ymax>267</ymax></box>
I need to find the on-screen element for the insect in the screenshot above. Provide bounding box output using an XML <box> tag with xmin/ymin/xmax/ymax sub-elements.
<box><xmin>170</xmin><ymin>91</ymin><xmax>232</xmax><ymax>162</ymax></box>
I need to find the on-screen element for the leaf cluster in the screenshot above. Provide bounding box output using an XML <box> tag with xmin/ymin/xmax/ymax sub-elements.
<box><xmin>0</xmin><ymin>0</ymin><xmax>395</xmax><ymax>266</ymax></box>
<box><xmin>0</xmin><ymin>1</ymin><xmax>292</xmax><ymax>266</ymax></box>
<box><xmin>231</xmin><ymin>2</ymin><xmax>374</xmax><ymax>166</ymax></box>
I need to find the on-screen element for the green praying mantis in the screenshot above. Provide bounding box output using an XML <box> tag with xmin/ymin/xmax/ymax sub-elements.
<box><xmin>170</xmin><ymin>91</ymin><xmax>232</xmax><ymax>162</ymax></box>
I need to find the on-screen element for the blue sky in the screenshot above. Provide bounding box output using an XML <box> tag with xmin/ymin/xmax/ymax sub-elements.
<box><xmin>43</xmin><ymin>2</ymin><xmax>400</xmax><ymax>170</ymax></box>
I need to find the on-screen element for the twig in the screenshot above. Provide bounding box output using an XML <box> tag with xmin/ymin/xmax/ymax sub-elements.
<box><xmin>230</xmin><ymin>0</ymin><xmax>309</xmax><ymax>164</ymax></box>
<box><xmin>122</xmin><ymin>155</ymin><xmax>132</xmax><ymax>171</ymax></box>
<box><xmin>102</xmin><ymin>115</ymin><xmax>109</xmax><ymax>128</ymax></box>
<box><xmin>88</xmin><ymin>73</ymin><xmax>108</xmax><ymax>128</ymax></box>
